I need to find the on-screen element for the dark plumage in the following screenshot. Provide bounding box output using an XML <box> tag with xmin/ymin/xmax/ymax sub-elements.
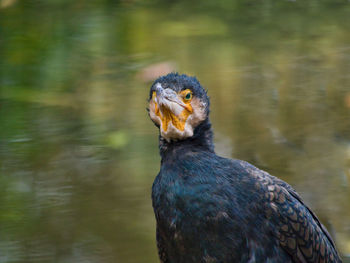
<box><xmin>148</xmin><ymin>73</ymin><xmax>342</xmax><ymax>263</ymax></box>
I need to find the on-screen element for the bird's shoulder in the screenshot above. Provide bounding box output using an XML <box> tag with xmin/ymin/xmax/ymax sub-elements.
<box><xmin>234</xmin><ymin>160</ymin><xmax>341</xmax><ymax>262</ymax></box>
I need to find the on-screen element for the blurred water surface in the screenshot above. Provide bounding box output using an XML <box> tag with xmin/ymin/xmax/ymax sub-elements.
<box><xmin>1</xmin><ymin>0</ymin><xmax>350</xmax><ymax>262</ymax></box>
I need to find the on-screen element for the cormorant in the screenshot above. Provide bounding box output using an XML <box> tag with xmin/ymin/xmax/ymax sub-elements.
<box><xmin>148</xmin><ymin>73</ymin><xmax>342</xmax><ymax>263</ymax></box>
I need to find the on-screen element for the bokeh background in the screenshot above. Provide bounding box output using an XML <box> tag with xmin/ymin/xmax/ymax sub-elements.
<box><xmin>1</xmin><ymin>0</ymin><xmax>350</xmax><ymax>262</ymax></box>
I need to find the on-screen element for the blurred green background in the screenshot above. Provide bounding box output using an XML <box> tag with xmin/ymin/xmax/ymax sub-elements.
<box><xmin>1</xmin><ymin>0</ymin><xmax>350</xmax><ymax>262</ymax></box>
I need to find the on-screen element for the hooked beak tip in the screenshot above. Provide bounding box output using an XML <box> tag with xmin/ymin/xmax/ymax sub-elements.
<box><xmin>155</xmin><ymin>83</ymin><xmax>164</xmax><ymax>97</ymax></box>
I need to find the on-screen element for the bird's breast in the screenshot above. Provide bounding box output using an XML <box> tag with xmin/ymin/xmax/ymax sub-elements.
<box><xmin>153</xmin><ymin>173</ymin><xmax>239</xmax><ymax>237</ymax></box>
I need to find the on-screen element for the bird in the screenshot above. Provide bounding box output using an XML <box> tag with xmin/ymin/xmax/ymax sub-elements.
<box><xmin>147</xmin><ymin>73</ymin><xmax>342</xmax><ymax>263</ymax></box>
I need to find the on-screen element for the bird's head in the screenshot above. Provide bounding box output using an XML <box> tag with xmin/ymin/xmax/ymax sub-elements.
<box><xmin>148</xmin><ymin>73</ymin><xmax>209</xmax><ymax>141</ymax></box>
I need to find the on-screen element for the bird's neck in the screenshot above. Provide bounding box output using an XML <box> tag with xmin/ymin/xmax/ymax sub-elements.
<box><xmin>159</xmin><ymin>118</ymin><xmax>214</xmax><ymax>160</ymax></box>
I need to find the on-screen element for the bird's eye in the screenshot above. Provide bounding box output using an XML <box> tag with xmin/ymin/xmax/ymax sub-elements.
<box><xmin>184</xmin><ymin>92</ymin><xmax>192</xmax><ymax>101</ymax></box>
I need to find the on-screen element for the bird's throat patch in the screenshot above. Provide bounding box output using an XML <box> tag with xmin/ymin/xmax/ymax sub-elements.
<box><xmin>154</xmin><ymin>102</ymin><xmax>192</xmax><ymax>132</ymax></box>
